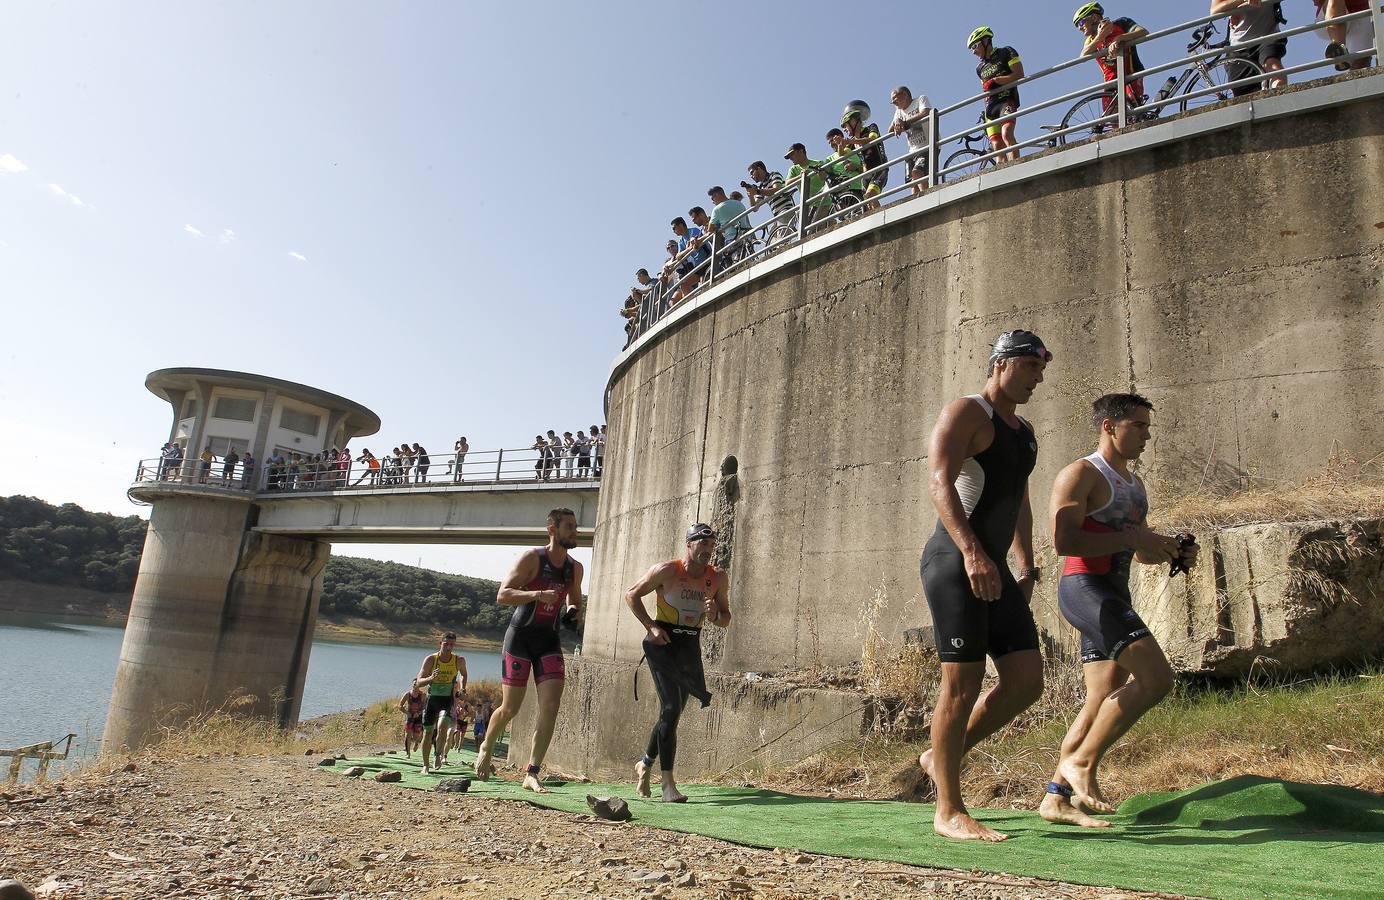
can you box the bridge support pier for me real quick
[104,491,330,752]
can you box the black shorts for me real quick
[502,627,565,687]
[1058,573,1151,663]
[424,694,454,728]
[1229,42,1284,96]
[920,546,1040,663]
[643,628,711,707]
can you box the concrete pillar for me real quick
[103,491,331,751]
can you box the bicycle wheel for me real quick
[941,148,992,182]
[1180,57,1263,113]
[1057,92,1117,145]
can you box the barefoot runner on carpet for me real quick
[398,680,426,758]
[919,330,1051,842]
[1038,393,1197,827]
[474,508,584,793]
[414,632,466,774]
[624,523,732,802]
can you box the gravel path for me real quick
[0,751,1176,899]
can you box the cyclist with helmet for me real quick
[1073,3,1148,120]
[840,101,889,210]
[824,128,867,211]
[968,27,1025,163]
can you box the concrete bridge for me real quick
[105,367,601,751]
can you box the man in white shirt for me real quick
[890,85,933,195]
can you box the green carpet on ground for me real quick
[328,748,1382,899]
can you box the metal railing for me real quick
[133,443,607,495]
[622,2,1380,347]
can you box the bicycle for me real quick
[939,119,998,182]
[1053,21,1264,145]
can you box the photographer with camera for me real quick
[1038,393,1198,828]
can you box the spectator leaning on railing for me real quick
[782,142,833,227]
[1074,3,1149,116]
[670,216,710,302]
[1214,0,1288,92]
[890,86,934,195]
[706,186,750,265]
[742,160,796,228]
[824,128,867,208]
[840,101,888,211]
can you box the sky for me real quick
[1,0,1298,579]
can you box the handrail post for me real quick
[496,449,504,482]
[796,172,808,242]
[927,107,939,188]
[1116,53,1128,130]
[708,231,717,286]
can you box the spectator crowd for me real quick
[618,1,1375,347]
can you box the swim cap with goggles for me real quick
[686,523,716,542]
[989,330,1053,367]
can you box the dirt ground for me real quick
[0,749,1175,900]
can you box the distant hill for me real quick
[0,495,504,634]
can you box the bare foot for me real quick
[661,783,688,803]
[474,749,493,781]
[934,810,1009,842]
[1038,791,1111,828]
[421,762,431,775]
[635,760,652,799]
[522,773,549,794]
[1057,759,1116,814]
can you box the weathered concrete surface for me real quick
[250,482,598,546]
[550,87,1383,777]
[1135,518,1384,677]
[509,656,873,782]
[104,493,330,751]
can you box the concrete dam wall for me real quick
[517,81,1384,778]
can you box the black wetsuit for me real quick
[643,561,717,771]
[920,395,1041,663]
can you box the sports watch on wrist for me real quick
[1017,566,1042,582]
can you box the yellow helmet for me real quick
[967,26,993,49]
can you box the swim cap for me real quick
[686,523,716,541]
[989,330,1053,367]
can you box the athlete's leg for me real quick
[964,648,1043,747]
[476,681,528,780]
[928,661,1009,841]
[1040,660,1125,826]
[522,675,566,794]
[1000,121,1018,162]
[1058,637,1173,811]
[641,646,692,802]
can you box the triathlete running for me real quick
[398,680,426,758]
[919,330,1052,842]
[968,27,1025,163]
[1038,393,1197,827]
[1073,4,1148,116]
[474,508,584,793]
[624,523,732,803]
[414,632,468,774]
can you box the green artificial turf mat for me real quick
[328,749,1382,899]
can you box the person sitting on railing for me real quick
[1074,3,1148,118]
[222,446,240,487]
[240,451,256,490]
[968,27,1025,163]
[840,101,889,211]
[1214,0,1288,93]
[705,187,751,267]
[782,142,834,227]
[742,161,797,234]
[669,216,710,302]
[1315,0,1375,71]
[824,129,867,210]
[890,86,935,196]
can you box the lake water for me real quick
[0,611,501,777]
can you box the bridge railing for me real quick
[132,445,604,495]
[626,2,1381,345]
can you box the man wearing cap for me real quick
[918,329,1052,842]
[624,523,731,803]
[782,142,832,228]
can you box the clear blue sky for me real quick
[1,1,1296,578]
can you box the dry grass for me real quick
[760,665,1384,807]
[1152,452,1384,532]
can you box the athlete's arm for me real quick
[457,658,468,694]
[567,560,585,619]
[927,397,1002,601]
[991,57,1025,85]
[415,654,437,686]
[496,550,559,606]
[1011,485,1037,599]
[624,562,673,644]
[706,571,731,628]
